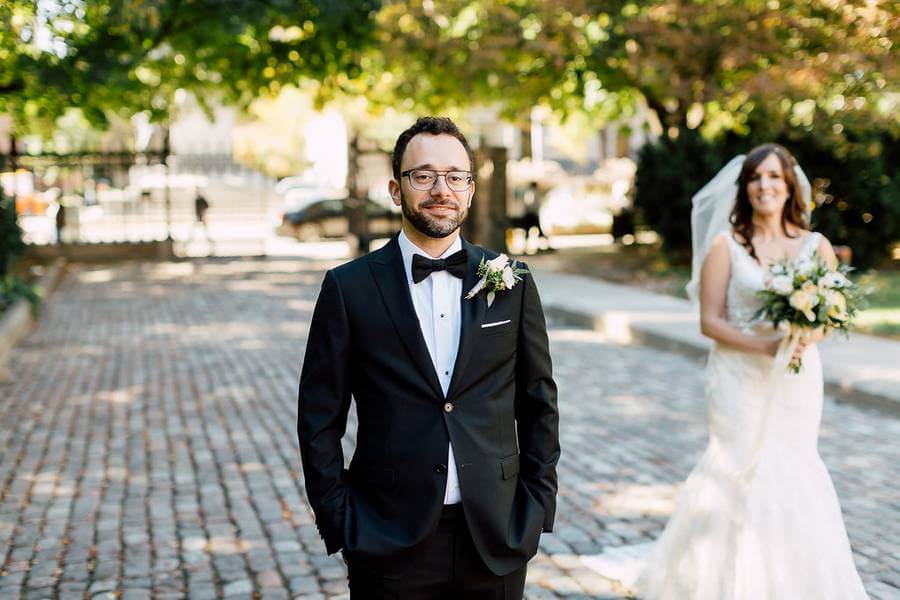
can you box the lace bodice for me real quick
[724,232,821,331]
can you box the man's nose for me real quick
[430,175,453,196]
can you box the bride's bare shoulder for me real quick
[809,229,832,244]
[711,231,733,248]
[705,232,733,264]
[812,231,838,264]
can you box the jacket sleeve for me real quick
[514,267,560,532]
[297,269,353,554]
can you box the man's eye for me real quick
[448,175,464,183]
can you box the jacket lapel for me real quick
[369,236,445,400]
[447,239,486,400]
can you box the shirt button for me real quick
[440,313,445,318]
[444,370,449,376]
[434,464,447,474]
[443,402,454,413]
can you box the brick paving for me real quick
[0,259,897,599]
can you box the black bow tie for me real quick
[411,249,468,284]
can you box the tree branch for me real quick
[0,80,25,96]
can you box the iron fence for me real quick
[1,149,278,256]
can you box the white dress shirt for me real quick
[397,229,463,504]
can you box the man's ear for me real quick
[388,179,401,207]
[467,182,475,208]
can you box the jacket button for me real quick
[434,464,447,474]
[443,402,454,413]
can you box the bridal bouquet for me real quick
[754,252,864,372]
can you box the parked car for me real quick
[279,184,346,211]
[274,176,317,196]
[277,198,401,241]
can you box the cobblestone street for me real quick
[1,259,898,599]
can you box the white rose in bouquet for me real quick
[771,263,789,276]
[795,257,815,276]
[769,274,794,296]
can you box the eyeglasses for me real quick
[401,169,473,192]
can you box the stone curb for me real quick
[25,238,174,262]
[0,258,67,382]
[544,304,900,418]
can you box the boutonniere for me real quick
[465,253,528,307]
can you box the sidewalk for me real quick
[530,267,900,416]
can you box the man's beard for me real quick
[400,192,468,239]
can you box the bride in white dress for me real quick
[629,144,870,599]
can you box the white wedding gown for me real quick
[623,232,870,599]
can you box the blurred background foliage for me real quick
[1,0,898,267]
[0,186,24,278]
[3,1,895,136]
[0,0,380,133]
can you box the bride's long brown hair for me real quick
[730,143,808,261]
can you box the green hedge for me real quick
[0,188,34,314]
[633,126,900,270]
[0,188,24,278]
[633,129,728,263]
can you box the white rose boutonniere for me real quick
[465,253,528,307]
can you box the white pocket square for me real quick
[481,319,511,329]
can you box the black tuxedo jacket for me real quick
[297,235,559,577]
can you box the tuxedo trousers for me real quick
[347,504,527,600]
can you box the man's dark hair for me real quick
[391,116,476,181]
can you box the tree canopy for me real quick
[1,0,379,136]
[591,0,899,137]
[364,1,898,129]
[3,0,897,148]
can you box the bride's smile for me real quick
[748,153,790,217]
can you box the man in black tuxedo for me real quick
[297,116,559,599]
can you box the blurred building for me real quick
[170,96,237,155]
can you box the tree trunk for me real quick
[641,91,688,139]
[346,133,370,255]
[465,146,508,252]
[520,120,532,159]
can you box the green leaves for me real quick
[0,188,37,316]
[0,188,25,279]
[0,273,42,314]
[3,0,896,174]
[1,0,380,135]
